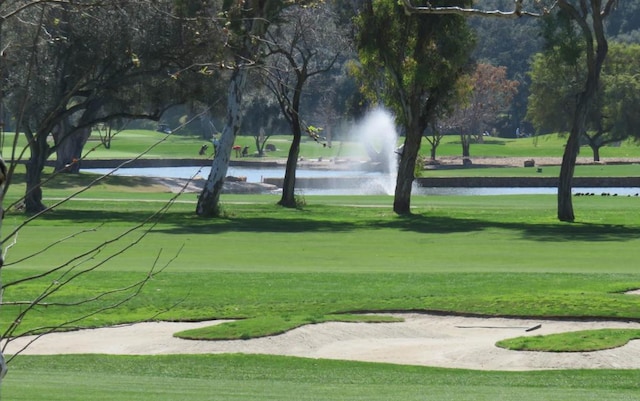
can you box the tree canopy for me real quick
[528,41,640,161]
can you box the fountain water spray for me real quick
[350,108,399,195]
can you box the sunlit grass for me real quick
[498,329,640,352]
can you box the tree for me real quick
[468,0,543,136]
[423,123,444,161]
[444,63,519,160]
[400,0,618,222]
[196,0,313,217]
[355,0,475,214]
[262,4,342,208]
[4,1,217,213]
[529,41,640,161]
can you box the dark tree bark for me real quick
[24,129,50,213]
[556,0,611,222]
[461,133,471,158]
[53,124,91,173]
[394,122,424,214]
[279,124,302,208]
[590,144,601,163]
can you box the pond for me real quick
[82,166,640,197]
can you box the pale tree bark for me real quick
[196,0,274,217]
[196,67,247,217]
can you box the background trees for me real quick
[4,0,219,213]
[468,0,543,137]
[355,0,475,214]
[442,63,519,161]
[528,42,640,161]
[400,0,624,222]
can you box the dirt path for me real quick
[5,313,640,371]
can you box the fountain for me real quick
[349,108,400,195]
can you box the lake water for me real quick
[83,166,640,196]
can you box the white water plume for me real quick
[349,108,400,195]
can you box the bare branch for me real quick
[399,0,556,18]
[1,1,107,21]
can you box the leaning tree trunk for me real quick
[556,0,609,222]
[557,122,582,222]
[196,67,247,217]
[394,124,423,215]
[279,123,302,208]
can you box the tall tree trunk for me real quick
[461,133,471,158]
[591,144,600,162]
[394,126,422,215]
[279,126,301,208]
[196,68,247,217]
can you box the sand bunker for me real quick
[5,313,640,371]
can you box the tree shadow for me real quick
[382,213,640,242]
[28,206,640,243]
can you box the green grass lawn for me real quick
[4,354,640,401]
[2,134,640,400]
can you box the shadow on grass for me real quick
[388,214,640,242]
[32,208,640,243]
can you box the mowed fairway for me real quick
[2,185,640,399]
